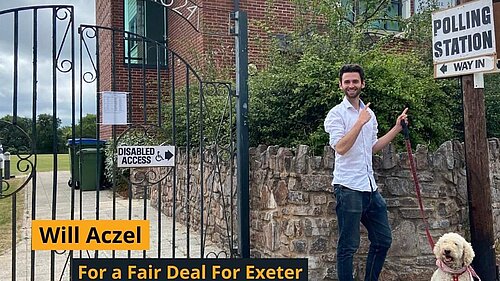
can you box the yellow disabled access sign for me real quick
[117,146,175,168]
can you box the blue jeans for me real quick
[334,184,392,281]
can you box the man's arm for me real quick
[372,108,408,154]
[335,103,372,155]
[335,121,364,155]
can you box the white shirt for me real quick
[324,97,378,192]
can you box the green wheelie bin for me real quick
[76,148,105,191]
[67,138,106,190]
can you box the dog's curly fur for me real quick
[431,232,475,281]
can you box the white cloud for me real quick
[0,1,96,126]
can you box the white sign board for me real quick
[117,146,175,168]
[415,0,455,13]
[102,91,128,125]
[435,55,496,78]
[487,59,500,73]
[432,0,496,68]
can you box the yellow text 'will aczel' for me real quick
[32,220,149,251]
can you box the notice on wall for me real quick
[117,146,175,168]
[102,91,128,125]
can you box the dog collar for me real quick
[436,259,481,281]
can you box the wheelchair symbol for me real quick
[155,151,164,162]
[155,150,174,162]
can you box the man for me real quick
[324,64,408,281]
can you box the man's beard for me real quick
[343,88,361,99]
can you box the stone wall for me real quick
[150,147,238,253]
[151,138,500,280]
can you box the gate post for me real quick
[4,152,10,180]
[234,10,250,258]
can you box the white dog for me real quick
[431,232,481,281]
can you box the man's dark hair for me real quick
[339,64,365,82]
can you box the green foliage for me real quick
[400,1,436,64]
[100,80,235,187]
[0,114,70,154]
[485,73,500,137]
[249,0,463,153]
[0,115,32,154]
[61,114,97,140]
[360,51,461,147]
[2,113,98,155]
[160,84,235,148]
[36,114,65,154]
[249,50,340,151]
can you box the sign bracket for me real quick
[473,72,484,88]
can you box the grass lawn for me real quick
[9,154,70,175]
[1,154,69,252]
[0,178,25,253]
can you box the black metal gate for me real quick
[0,4,241,280]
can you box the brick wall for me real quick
[96,0,300,91]
[167,1,204,71]
[96,0,171,139]
[95,0,301,139]
[201,0,298,76]
[167,0,300,79]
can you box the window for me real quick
[384,0,403,31]
[344,0,407,32]
[124,0,167,66]
[127,14,140,62]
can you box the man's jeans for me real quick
[334,185,392,281]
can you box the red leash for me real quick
[401,120,435,250]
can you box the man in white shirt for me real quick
[324,64,408,281]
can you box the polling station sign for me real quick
[432,0,496,65]
[117,146,175,168]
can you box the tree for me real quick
[0,115,33,154]
[248,0,462,153]
[79,114,97,138]
[36,114,65,153]
[61,113,97,140]
[485,73,500,137]
[0,114,70,154]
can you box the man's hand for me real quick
[334,102,372,155]
[357,102,372,125]
[372,107,409,153]
[395,107,408,131]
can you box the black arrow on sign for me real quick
[440,64,447,74]
[164,150,174,161]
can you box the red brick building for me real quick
[95,0,457,65]
[95,0,305,138]
[94,0,455,138]
[96,0,300,76]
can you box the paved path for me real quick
[0,171,220,280]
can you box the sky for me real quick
[0,1,96,126]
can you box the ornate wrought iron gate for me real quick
[0,4,242,280]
